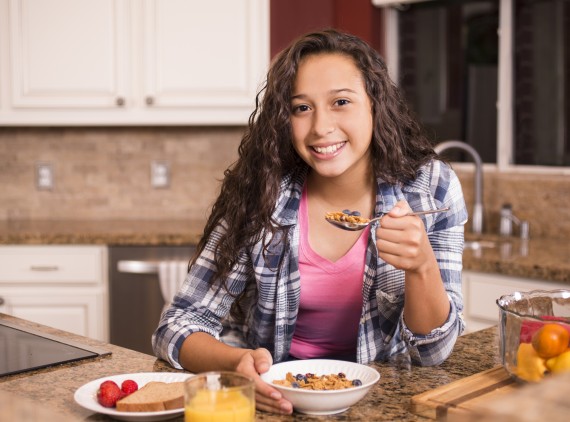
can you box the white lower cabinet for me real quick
[0,245,108,341]
[461,270,568,334]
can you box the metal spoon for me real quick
[325,207,450,231]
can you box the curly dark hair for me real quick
[191,29,435,295]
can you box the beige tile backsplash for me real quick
[0,127,242,221]
[0,127,569,239]
[456,170,570,239]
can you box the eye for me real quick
[292,104,310,114]
[335,99,350,107]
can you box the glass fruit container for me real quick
[497,289,570,382]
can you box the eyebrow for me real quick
[290,88,358,100]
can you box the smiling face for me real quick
[290,53,374,181]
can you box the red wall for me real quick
[270,0,385,58]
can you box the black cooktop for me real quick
[0,321,111,377]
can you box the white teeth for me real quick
[313,142,344,154]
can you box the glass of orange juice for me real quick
[184,371,255,422]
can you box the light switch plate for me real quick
[36,163,54,190]
[151,161,170,188]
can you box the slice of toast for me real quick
[115,381,185,412]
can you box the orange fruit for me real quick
[531,323,570,359]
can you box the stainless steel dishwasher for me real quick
[108,245,195,355]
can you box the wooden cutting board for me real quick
[410,366,519,420]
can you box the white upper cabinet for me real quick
[0,0,269,125]
[7,0,129,110]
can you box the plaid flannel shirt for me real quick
[152,159,468,368]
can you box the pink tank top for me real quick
[289,186,368,360]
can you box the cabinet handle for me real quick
[145,96,154,106]
[30,265,59,272]
[116,97,125,106]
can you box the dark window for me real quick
[514,0,569,166]
[397,0,569,167]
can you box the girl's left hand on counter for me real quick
[235,347,293,415]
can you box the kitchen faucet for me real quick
[434,140,484,235]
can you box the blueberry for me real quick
[350,211,361,216]
[291,382,300,388]
[338,372,346,378]
[342,209,351,215]
[352,379,363,386]
[295,374,306,382]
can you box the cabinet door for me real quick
[0,0,269,125]
[0,245,109,342]
[7,0,128,109]
[1,290,106,341]
[461,271,567,334]
[141,0,269,124]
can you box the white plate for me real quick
[74,372,192,422]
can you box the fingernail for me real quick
[270,392,281,400]
[259,362,269,372]
[280,403,292,414]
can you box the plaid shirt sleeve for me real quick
[151,221,252,369]
[359,160,468,366]
[398,160,468,365]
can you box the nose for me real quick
[311,109,335,137]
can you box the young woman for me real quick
[153,29,468,414]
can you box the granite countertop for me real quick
[462,234,570,283]
[0,313,504,421]
[1,219,569,283]
[0,219,205,246]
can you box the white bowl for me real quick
[260,359,380,415]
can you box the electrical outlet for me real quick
[151,161,170,188]
[36,163,54,190]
